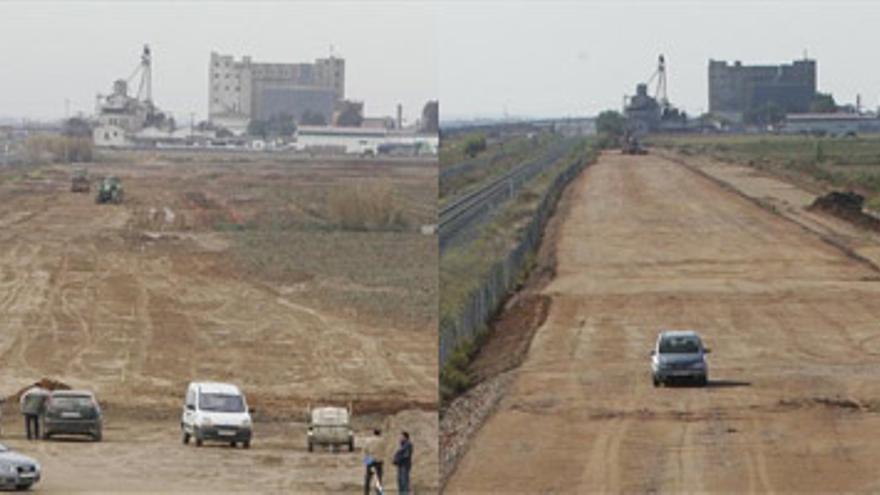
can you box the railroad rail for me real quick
[439,139,575,251]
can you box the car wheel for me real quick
[699,376,708,387]
[652,376,660,387]
[230,441,237,448]
[242,440,250,449]
[182,431,190,444]
[348,438,354,452]
[195,437,203,447]
[308,440,313,452]
[93,429,103,442]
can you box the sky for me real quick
[436,0,880,120]
[2,1,879,123]
[0,1,438,124]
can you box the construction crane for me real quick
[126,45,153,104]
[645,54,669,111]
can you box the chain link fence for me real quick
[439,151,592,366]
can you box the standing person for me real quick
[19,385,49,440]
[393,431,413,495]
[362,428,384,495]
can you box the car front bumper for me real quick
[196,425,252,442]
[0,468,41,487]
[653,366,707,380]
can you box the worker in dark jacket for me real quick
[392,431,413,495]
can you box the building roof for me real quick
[297,125,387,138]
[786,112,876,122]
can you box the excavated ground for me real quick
[0,153,438,493]
[447,152,880,493]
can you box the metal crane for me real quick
[126,44,152,104]
[645,54,669,110]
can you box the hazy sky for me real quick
[437,0,880,120]
[3,1,879,123]
[0,1,438,123]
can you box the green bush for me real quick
[463,135,487,158]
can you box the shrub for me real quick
[23,134,93,164]
[463,135,487,158]
[327,181,407,231]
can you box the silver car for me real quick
[651,330,710,386]
[0,444,41,491]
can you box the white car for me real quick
[0,444,40,491]
[181,382,252,448]
[307,406,354,452]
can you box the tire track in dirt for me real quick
[447,152,880,493]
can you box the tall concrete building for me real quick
[209,52,344,133]
[708,58,816,122]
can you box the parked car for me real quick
[181,382,252,448]
[650,330,710,386]
[307,405,354,452]
[0,443,41,490]
[43,390,103,441]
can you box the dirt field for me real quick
[446,152,880,493]
[0,152,437,492]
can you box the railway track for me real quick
[439,139,575,251]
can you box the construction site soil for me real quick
[446,151,880,493]
[0,152,438,493]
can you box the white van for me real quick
[181,382,252,448]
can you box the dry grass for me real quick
[24,134,93,164]
[327,180,408,231]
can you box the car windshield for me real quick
[199,393,245,413]
[50,396,94,410]
[659,336,701,354]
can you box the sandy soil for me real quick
[0,153,437,493]
[446,152,880,493]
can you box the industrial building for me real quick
[782,113,880,136]
[93,45,175,147]
[209,52,344,134]
[624,55,689,133]
[708,58,816,122]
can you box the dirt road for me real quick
[0,155,437,492]
[447,152,880,493]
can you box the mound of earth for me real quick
[809,191,880,231]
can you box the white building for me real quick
[209,52,345,134]
[293,126,438,155]
[783,113,880,136]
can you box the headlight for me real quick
[0,464,15,475]
[241,418,251,427]
[691,361,706,368]
[199,417,213,427]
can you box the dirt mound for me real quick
[6,377,71,403]
[809,191,880,232]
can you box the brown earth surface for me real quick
[0,153,437,493]
[446,152,880,493]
